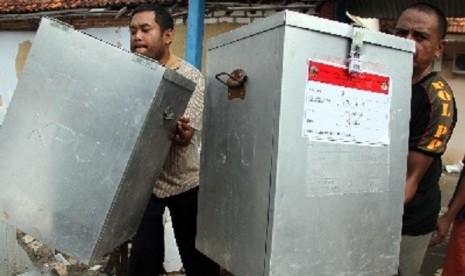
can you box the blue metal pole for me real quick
[185,0,205,70]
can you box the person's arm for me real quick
[430,157,465,247]
[405,150,434,203]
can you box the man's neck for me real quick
[158,49,171,66]
[412,65,433,84]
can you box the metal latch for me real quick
[348,27,364,75]
[163,105,175,121]
[215,69,247,100]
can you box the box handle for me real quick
[215,69,247,100]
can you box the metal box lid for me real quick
[208,10,414,53]
[0,17,194,263]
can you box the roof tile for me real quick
[0,0,155,13]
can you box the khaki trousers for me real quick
[398,233,433,276]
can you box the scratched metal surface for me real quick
[197,11,414,276]
[0,17,194,264]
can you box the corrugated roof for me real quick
[347,0,465,19]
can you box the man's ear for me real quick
[436,39,446,58]
[163,28,174,45]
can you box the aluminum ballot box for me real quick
[0,17,194,264]
[197,11,414,276]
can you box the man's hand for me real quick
[429,155,465,248]
[429,215,453,248]
[173,117,194,147]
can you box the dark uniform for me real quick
[403,72,457,236]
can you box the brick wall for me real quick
[202,9,316,25]
[0,20,39,30]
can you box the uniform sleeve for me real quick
[409,80,456,156]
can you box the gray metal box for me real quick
[197,11,414,276]
[0,17,194,264]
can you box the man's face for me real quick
[129,11,172,61]
[394,8,444,77]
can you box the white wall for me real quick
[0,31,34,125]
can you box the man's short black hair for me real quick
[404,2,448,39]
[131,3,174,32]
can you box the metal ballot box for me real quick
[0,18,194,264]
[197,11,414,276]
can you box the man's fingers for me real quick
[177,123,193,135]
[173,118,194,147]
[428,233,445,248]
[178,117,190,124]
